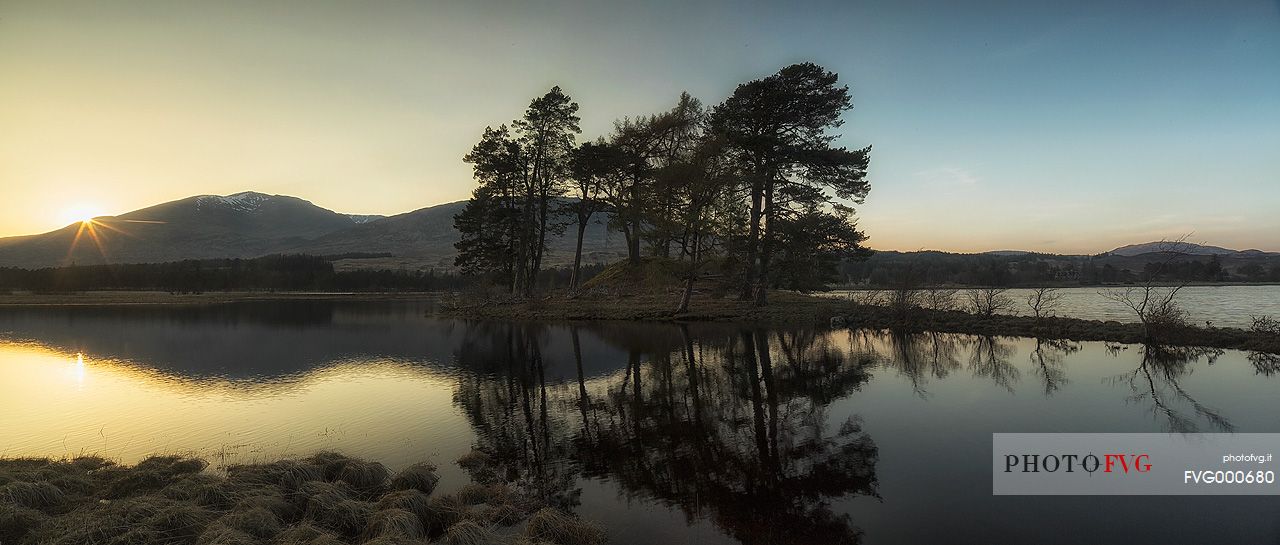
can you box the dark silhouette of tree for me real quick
[456,126,524,284]
[456,87,580,296]
[709,63,872,306]
[566,140,625,289]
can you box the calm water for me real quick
[826,285,1280,328]
[2,301,1280,544]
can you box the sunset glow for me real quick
[59,204,104,227]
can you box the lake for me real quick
[825,284,1280,328]
[2,301,1279,544]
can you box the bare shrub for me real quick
[923,288,958,311]
[1250,315,1280,335]
[1100,285,1188,338]
[885,287,920,317]
[848,289,883,307]
[1099,236,1194,339]
[965,288,1013,316]
[1025,287,1064,319]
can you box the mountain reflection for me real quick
[453,323,880,545]
[2,303,1274,545]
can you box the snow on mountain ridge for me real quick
[346,214,385,224]
[194,191,277,212]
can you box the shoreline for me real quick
[437,292,1280,354]
[0,290,1275,354]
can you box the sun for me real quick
[59,204,104,226]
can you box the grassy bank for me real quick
[0,452,603,545]
[438,291,1280,354]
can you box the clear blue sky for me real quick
[1,0,1277,253]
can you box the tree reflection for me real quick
[880,331,963,397]
[452,323,583,509]
[1028,338,1078,396]
[1248,352,1280,377]
[453,324,880,545]
[964,335,1019,393]
[1109,344,1232,433]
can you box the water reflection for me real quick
[1,302,1278,544]
[1110,344,1232,434]
[453,324,879,544]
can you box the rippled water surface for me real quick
[2,301,1279,544]
[827,285,1280,328]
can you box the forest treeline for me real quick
[452,62,874,310]
[0,255,465,293]
[841,251,1280,287]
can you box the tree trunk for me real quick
[570,219,587,289]
[754,179,774,306]
[741,177,763,300]
[676,230,699,314]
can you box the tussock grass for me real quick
[0,506,47,543]
[456,450,498,485]
[271,521,340,544]
[1,481,65,510]
[363,508,425,540]
[335,463,389,495]
[422,494,466,534]
[389,463,439,495]
[438,519,496,545]
[1,452,599,545]
[221,507,284,538]
[455,483,493,505]
[299,481,373,538]
[523,508,606,545]
[227,460,324,491]
[195,522,261,545]
[479,503,523,526]
[374,490,434,532]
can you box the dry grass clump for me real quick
[2,451,599,545]
[271,521,342,544]
[421,494,466,536]
[522,508,606,545]
[456,451,497,484]
[220,506,284,539]
[299,481,374,539]
[163,473,238,510]
[438,519,497,545]
[0,506,48,544]
[455,483,493,505]
[389,463,439,495]
[1,481,65,509]
[374,490,434,532]
[227,459,324,492]
[363,508,424,540]
[195,522,260,545]
[479,503,523,526]
[40,496,215,545]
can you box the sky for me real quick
[1,0,1277,254]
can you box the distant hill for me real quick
[0,192,626,270]
[1108,241,1252,257]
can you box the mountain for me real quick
[294,201,624,270]
[0,192,627,270]
[1108,241,1274,257]
[0,192,365,268]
